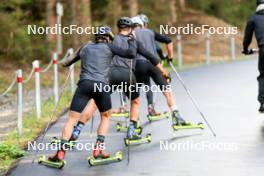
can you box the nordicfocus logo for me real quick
[27,141,105,151]
[160,24,238,35]
[160,140,238,152]
[27,24,106,35]
[93,82,171,93]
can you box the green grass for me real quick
[0,89,72,173]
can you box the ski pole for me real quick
[32,68,72,163]
[169,61,216,137]
[126,59,133,165]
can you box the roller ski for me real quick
[147,111,169,122]
[87,141,123,166]
[38,150,66,169]
[171,111,204,131]
[124,124,151,146]
[115,121,142,134]
[111,105,129,118]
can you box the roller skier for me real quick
[242,0,264,112]
[39,26,138,168]
[131,16,202,130]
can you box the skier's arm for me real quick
[153,30,174,60]
[62,47,82,67]
[156,42,166,60]
[243,17,255,51]
[108,39,137,59]
[136,40,159,66]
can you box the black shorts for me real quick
[70,80,111,113]
[135,60,168,88]
[108,66,139,100]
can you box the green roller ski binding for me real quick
[38,155,66,169]
[124,133,152,146]
[172,122,204,131]
[50,137,76,148]
[87,151,123,166]
[147,111,169,122]
[115,122,142,134]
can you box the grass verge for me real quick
[0,90,72,174]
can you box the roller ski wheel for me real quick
[115,122,142,134]
[147,111,169,122]
[172,122,204,131]
[50,137,76,148]
[87,152,123,166]
[124,133,152,146]
[38,155,66,169]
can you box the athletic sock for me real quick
[96,135,105,143]
[170,105,179,112]
[130,120,137,127]
[76,121,84,129]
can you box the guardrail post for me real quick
[68,48,75,95]
[32,60,41,119]
[53,53,59,105]
[205,33,211,65]
[176,35,183,69]
[16,69,23,136]
[230,35,236,60]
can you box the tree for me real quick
[46,0,56,50]
[170,0,177,24]
[179,0,186,11]
[80,0,92,43]
[129,0,138,17]
[107,0,122,33]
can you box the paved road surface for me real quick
[9,58,264,176]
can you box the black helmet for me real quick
[257,0,264,5]
[95,25,114,40]
[117,17,132,28]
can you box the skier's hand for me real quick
[61,48,74,67]
[242,48,254,55]
[128,32,135,40]
[162,71,171,84]
[165,55,173,62]
[160,54,168,61]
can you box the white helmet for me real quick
[131,16,144,27]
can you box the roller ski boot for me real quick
[124,124,151,146]
[115,120,142,134]
[111,105,129,118]
[147,105,169,122]
[38,150,66,169]
[259,103,264,113]
[50,137,76,149]
[87,141,122,166]
[172,110,204,131]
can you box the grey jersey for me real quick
[79,43,113,84]
[112,34,135,69]
[135,28,158,61]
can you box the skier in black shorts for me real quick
[243,0,264,112]
[131,16,190,127]
[137,14,174,117]
[47,26,138,163]
[69,17,168,141]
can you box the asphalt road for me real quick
[9,58,264,176]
